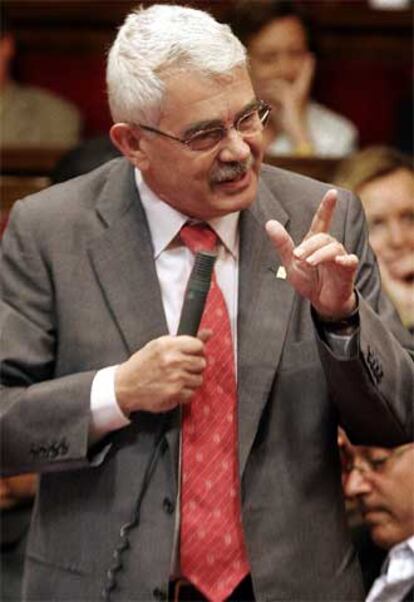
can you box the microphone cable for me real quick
[101,421,167,601]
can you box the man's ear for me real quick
[109,123,149,170]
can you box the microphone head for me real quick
[176,250,217,336]
[191,251,217,291]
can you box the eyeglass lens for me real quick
[186,103,270,151]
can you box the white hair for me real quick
[106,4,247,126]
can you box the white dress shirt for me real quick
[266,101,358,158]
[366,536,414,602]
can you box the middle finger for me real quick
[294,233,335,260]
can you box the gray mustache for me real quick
[210,157,253,184]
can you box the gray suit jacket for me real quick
[1,158,413,601]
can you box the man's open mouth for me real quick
[217,170,248,184]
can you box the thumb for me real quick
[265,220,295,268]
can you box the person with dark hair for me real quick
[335,146,414,332]
[339,432,414,602]
[0,9,81,148]
[335,146,414,599]
[1,5,413,601]
[233,0,358,157]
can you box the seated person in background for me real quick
[0,10,81,148]
[51,135,121,184]
[232,0,358,157]
[1,474,38,601]
[339,432,414,602]
[335,146,414,332]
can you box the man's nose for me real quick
[218,128,251,163]
[344,467,372,498]
[270,51,300,82]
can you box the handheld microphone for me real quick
[177,251,217,336]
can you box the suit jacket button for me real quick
[153,587,167,600]
[59,439,69,455]
[163,497,174,515]
[30,445,38,458]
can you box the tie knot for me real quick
[180,223,218,254]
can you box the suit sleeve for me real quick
[316,190,414,447]
[0,201,95,475]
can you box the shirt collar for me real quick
[389,535,414,558]
[135,168,239,259]
[405,536,414,554]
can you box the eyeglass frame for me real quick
[135,99,272,152]
[340,443,412,476]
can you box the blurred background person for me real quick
[50,135,120,184]
[339,432,414,602]
[335,146,414,332]
[1,474,38,601]
[0,9,81,148]
[232,0,358,157]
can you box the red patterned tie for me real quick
[179,223,249,602]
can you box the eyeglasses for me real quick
[137,100,271,152]
[340,444,412,476]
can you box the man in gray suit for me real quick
[1,5,413,601]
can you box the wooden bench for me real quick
[264,155,341,183]
[0,175,50,235]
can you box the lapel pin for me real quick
[268,266,287,279]
[276,266,287,279]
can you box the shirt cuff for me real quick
[90,365,131,440]
[311,304,360,359]
[323,329,359,358]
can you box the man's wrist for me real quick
[314,297,360,335]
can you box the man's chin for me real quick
[370,523,402,550]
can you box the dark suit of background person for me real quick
[0,155,413,601]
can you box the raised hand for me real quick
[266,189,359,320]
[263,53,315,149]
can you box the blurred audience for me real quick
[0,10,81,148]
[339,431,414,602]
[1,474,38,601]
[335,146,414,332]
[336,146,414,599]
[232,0,358,157]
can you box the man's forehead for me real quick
[159,66,254,120]
[162,64,249,88]
[352,443,414,459]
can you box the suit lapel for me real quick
[88,160,168,355]
[237,177,296,477]
[88,160,179,484]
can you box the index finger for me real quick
[175,335,205,355]
[305,189,337,240]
